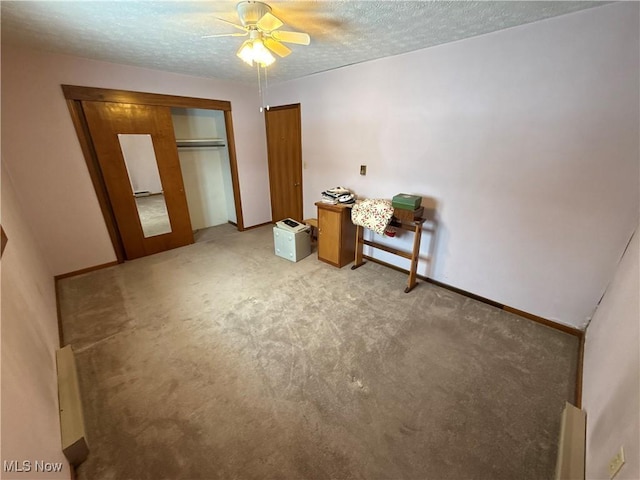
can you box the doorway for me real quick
[63,85,245,262]
[265,104,303,222]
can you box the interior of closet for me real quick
[171,108,237,231]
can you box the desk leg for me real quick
[351,225,365,270]
[405,223,423,293]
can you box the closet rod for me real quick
[175,139,226,149]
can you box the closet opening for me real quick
[62,85,245,262]
[171,108,237,235]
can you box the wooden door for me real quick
[265,104,303,222]
[82,101,193,259]
[317,203,356,268]
[318,205,340,265]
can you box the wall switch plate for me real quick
[609,446,625,479]
[360,165,367,175]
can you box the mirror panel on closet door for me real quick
[118,134,172,238]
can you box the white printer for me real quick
[273,218,311,262]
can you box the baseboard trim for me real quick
[361,255,583,335]
[55,261,118,348]
[54,261,119,280]
[575,336,585,409]
[361,254,585,406]
[502,305,583,338]
[243,221,272,231]
[424,276,504,309]
[54,252,586,408]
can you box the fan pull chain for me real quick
[264,66,269,111]
[257,64,263,112]
[257,64,270,113]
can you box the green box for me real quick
[392,193,422,210]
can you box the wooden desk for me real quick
[351,213,425,293]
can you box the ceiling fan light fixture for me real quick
[252,39,275,67]
[210,1,310,109]
[236,38,275,67]
[236,40,255,66]
[208,1,310,69]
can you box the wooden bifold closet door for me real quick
[82,100,194,259]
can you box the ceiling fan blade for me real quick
[271,30,310,46]
[215,17,247,32]
[256,12,283,32]
[263,38,291,58]
[202,32,248,38]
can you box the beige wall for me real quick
[583,228,639,479]
[1,46,271,276]
[269,3,639,329]
[1,164,71,479]
[1,5,638,476]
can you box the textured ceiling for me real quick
[1,1,608,85]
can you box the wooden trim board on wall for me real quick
[55,261,120,347]
[223,109,245,231]
[54,261,120,281]
[62,85,246,263]
[64,98,126,263]
[362,254,583,332]
[361,254,585,406]
[61,85,232,111]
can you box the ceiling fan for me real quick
[204,1,311,67]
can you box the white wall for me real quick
[269,3,639,328]
[582,227,639,480]
[172,108,237,229]
[1,46,271,276]
[1,164,71,479]
[118,134,164,194]
[178,148,230,229]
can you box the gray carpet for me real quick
[135,194,171,237]
[58,223,579,480]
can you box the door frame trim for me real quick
[62,85,245,263]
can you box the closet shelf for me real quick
[176,138,226,149]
